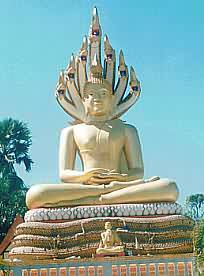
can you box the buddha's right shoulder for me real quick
[60,126,74,136]
[61,123,84,136]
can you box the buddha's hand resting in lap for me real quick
[85,169,128,185]
[82,168,113,185]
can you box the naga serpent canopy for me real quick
[55,7,141,123]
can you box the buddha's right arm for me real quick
[59,126,89,183]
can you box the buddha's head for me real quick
[83,81,113,119]
[104,222,112,230]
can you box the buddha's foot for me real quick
[100,179,178,204]
[145,176,160,182]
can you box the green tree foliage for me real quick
[184,194,204,221]
[0,118,33,176]
[0,118,33,242]
[0,257,11,275]
[194,220,204,273]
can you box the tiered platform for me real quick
[8,254,194,275]
[9,203,194,260]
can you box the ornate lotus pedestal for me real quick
[9,203,195,275]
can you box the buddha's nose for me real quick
[94,93,102,100]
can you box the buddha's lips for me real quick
[93,102,103,105]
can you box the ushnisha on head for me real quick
[55,7,141,123]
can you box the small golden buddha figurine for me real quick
[26,7,179,209]
[96,222,124,255]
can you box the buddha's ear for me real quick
[110,93,114,100]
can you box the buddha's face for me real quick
[83,83,113,118]
[105,222,112,230]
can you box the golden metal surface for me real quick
[26,7,179,209]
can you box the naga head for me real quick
[56,7,141,123]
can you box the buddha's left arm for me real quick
[124,124,144,180]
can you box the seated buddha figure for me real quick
[26,8,179,209]
[96,222,124,254]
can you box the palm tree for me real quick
[184,194,204,221]
[0,118,33,242]
[0,118,33,189]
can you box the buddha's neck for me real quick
[85,113,111,123]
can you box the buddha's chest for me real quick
[73,123,124,153]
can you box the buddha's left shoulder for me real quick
[121,122,138,131]
[111,119,138,131]
[123,123,139,137]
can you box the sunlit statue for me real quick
[26,7,178,209]
[96,222,124,255]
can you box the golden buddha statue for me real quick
[26,7,178,210]
[96,222,124,255]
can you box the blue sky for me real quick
[1,0,204,203]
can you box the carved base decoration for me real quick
[95,252,125,257]
[24,203,182,222]
[10,204,194,260]
[6,254,194,275]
